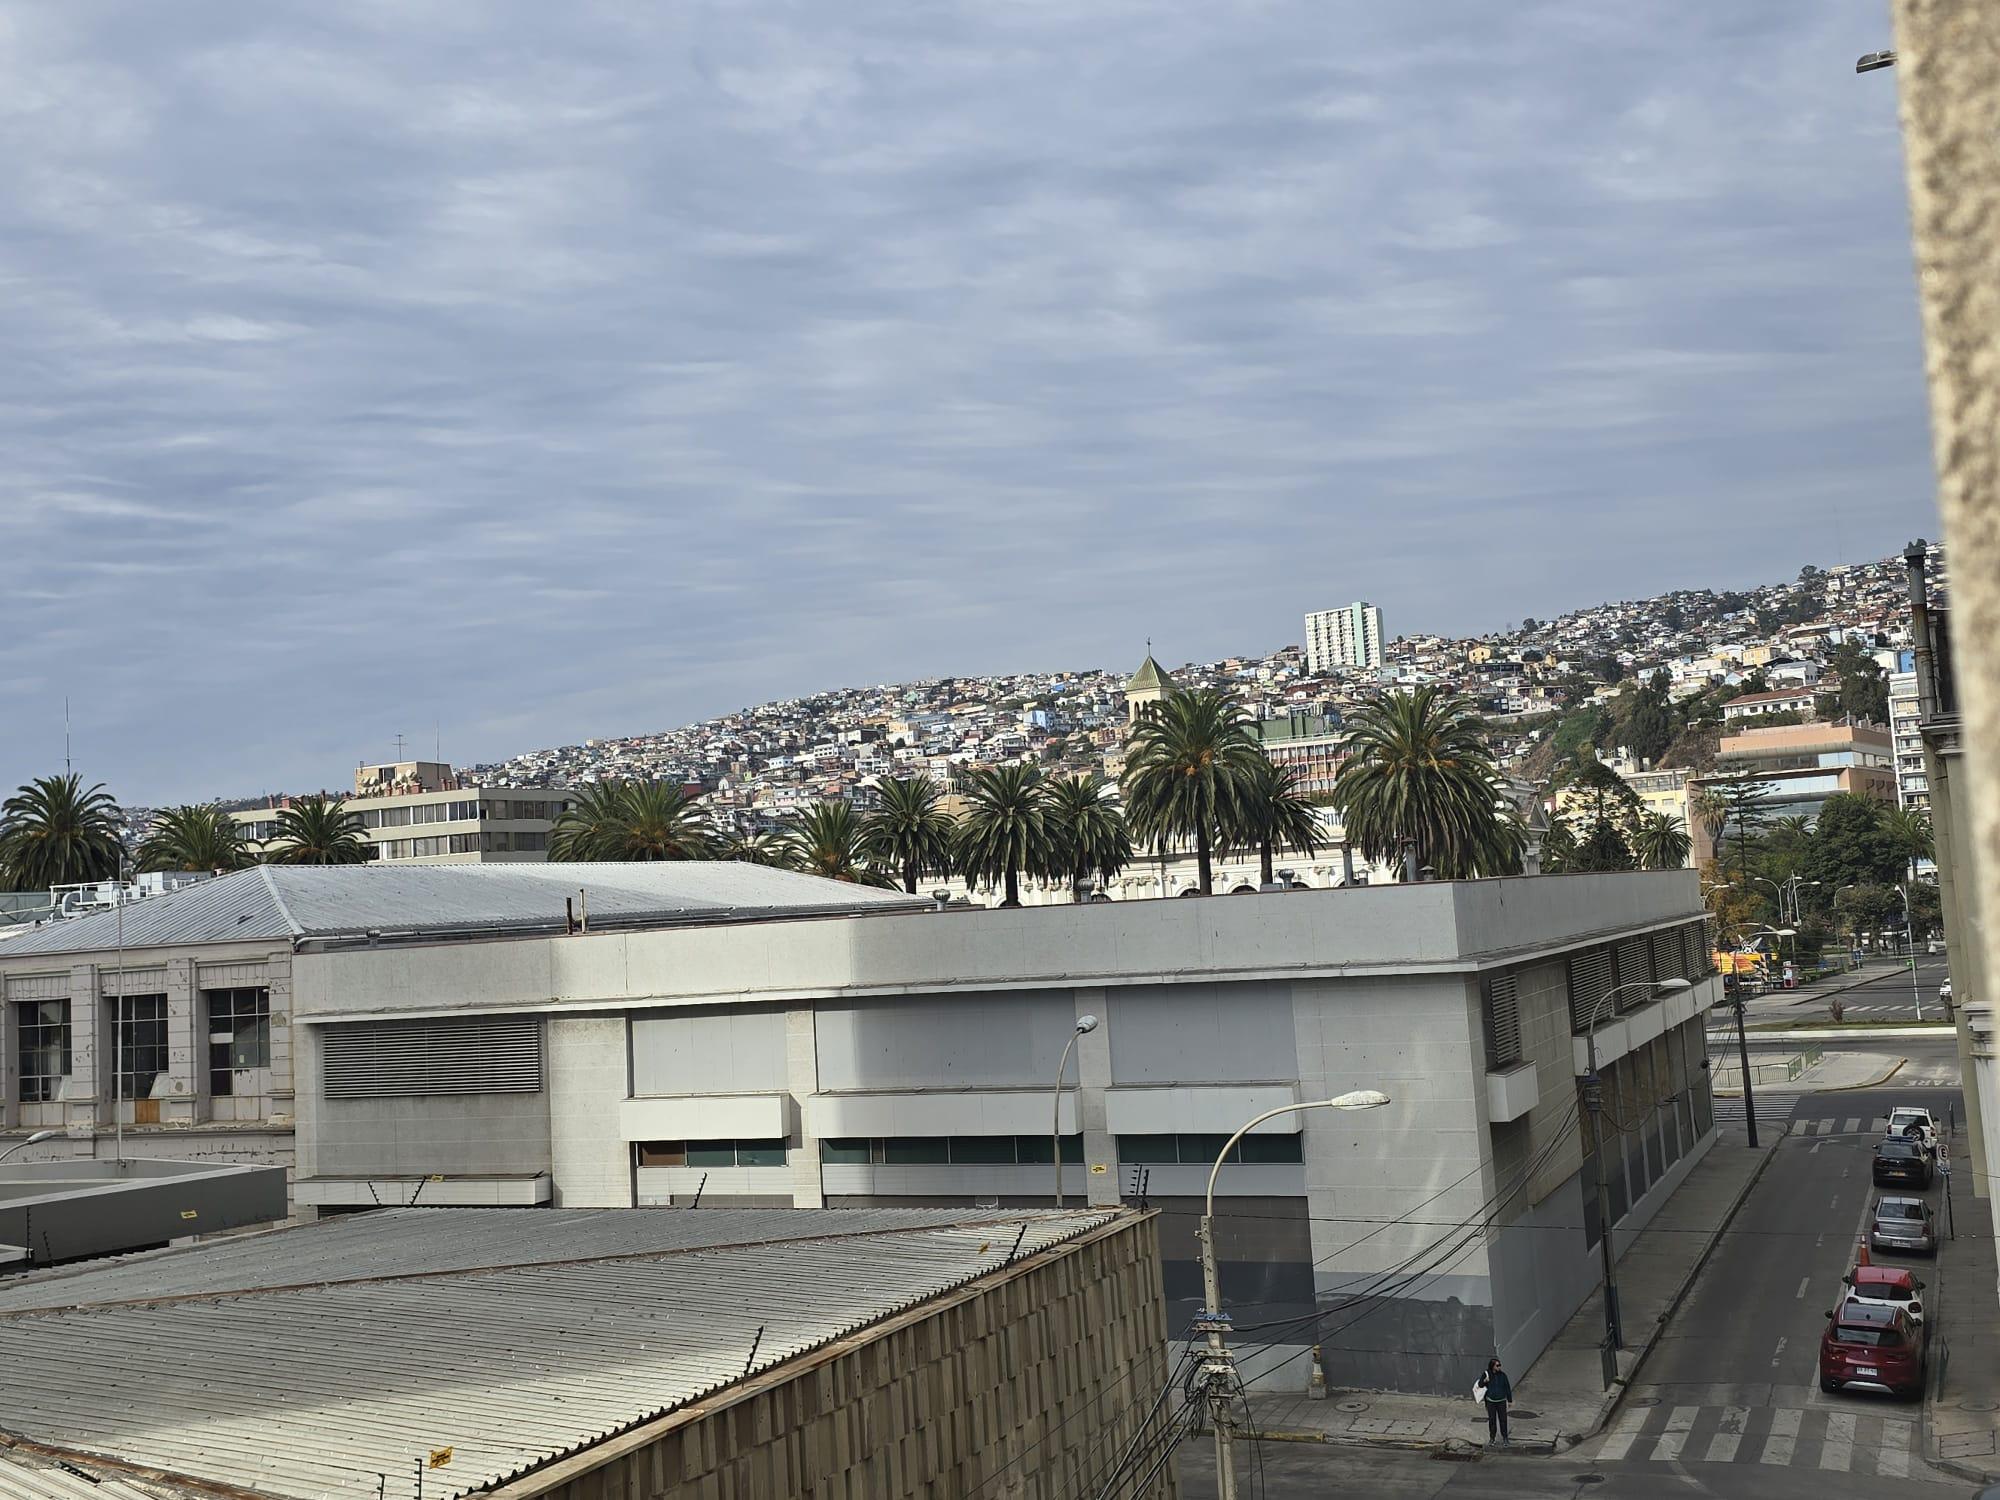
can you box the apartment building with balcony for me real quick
[232,760,571,864]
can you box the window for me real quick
[819,1138,872,1165]
[205,988,270,1096]
[883,1136,950,1165]
[1114,1133,1302,1165]
[448,834,480,854]
[111,995,168,1100]
[637,1139,789,1168]
[17,1000,69,1103]
[448,799,478,820]
[512,832,548,852]
[379,805,412,828]
[816,1135,1085,1165]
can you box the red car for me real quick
[1842,1264,1927,1326]
[1820,1300,1927,1397]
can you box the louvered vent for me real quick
[1483,972,1522,1069]
[1651,929,1682,983]
[1615,938,1651,1002]
[323,1016,542,1099]
[1568,946,1615,1031]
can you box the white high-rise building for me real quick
[1303,601,1384,672]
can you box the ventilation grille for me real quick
[1484,973,1523,1069]
[1651,929,1683,983]
[1568,947,1615,1031]
[1615,938,1651,1001]
[323,1016,542,1099]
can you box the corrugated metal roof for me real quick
[0,1457,165,1500]
[0,865,922,959]
[0,1207,1116,1500]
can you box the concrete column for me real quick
[62,964,101,1135]
[266,952,295,1117]
[1963,1001,2000,1293]
[162,958,198,1125]
[0,996,15,1130]
[787,1007,824,1208]
[546,1015,633,1207]
[1074,989,1118,1207]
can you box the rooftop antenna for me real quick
[392,733,407,761]
[63,697,70,773]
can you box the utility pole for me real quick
[1580,1056,1620,1349]
[1733,988,1759,1149]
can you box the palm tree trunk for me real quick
[1004,865,1020,908]
[1196,827,1213,895]
[1259,837,1274,887]
[903,859,918,896]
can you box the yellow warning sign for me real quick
[428,1447,453,1469]
[179,1209,198,1221]
[1089,1163,1108,1174]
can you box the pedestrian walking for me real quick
[1472,1356,1513,1446]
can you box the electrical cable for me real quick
[1072,1346,1196,1500]
[1096,1400,1200,1500]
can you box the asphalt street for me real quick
[1748,955,1954,1025]
[1175,1066,1980,1499]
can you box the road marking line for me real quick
[1649,1406,1698,1462]
[1703,1406,1749,1464]
[1771,1337,1788,1367]
[1878,1419,1912,1477]
[1810,1141,1823,1155]
[1760,1407,1802,1465]
[1843,1117,1862,1133]
[1796,1276,1810,1299]
[1820,1411,1856,1471]
[1595,1408,1646,1462]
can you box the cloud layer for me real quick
[0,1,1935,802]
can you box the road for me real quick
[1175,1068,1981,1498]
[1742,954,1953,1026]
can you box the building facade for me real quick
[1304,601,1385,672]
[1251,711,1347,799]
[289,869,1718,1395]
[232,761,571,865]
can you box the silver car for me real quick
[1871,1196,1938,1257]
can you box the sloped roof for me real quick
[0,863,922,958]
[1124,654,1171,693]
[0,1206,1120,1500]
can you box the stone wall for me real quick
[485,1214,1177,1500]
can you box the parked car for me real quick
[1871,1196,1939,1257]
[1886,1105,1939,1147]
[1821,1301,1927,1397]
[1842,1264,1926,1326]
[1873,1137,1934,1189]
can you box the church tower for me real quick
[1124,650,1172,726]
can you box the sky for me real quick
[0,2,1938,805]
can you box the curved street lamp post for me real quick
[1050,1014,1099,1208]
[1197,1090,1391,1500]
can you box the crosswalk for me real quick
[1591,1402,1916,1474]
[1792,1114,1887,1137]
[1710,1088,1807,1134]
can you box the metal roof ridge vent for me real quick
[257,865,304,939]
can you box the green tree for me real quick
[1231,755,1321,888]
[1881,806,1934,873]
[1572,819,1636,872]
[1803,793,1905,890]
[1703,775,1772,891]
[1122,688,1263,895]
[955,764,1052,907]
[266,793,372,865]
[782,800,894,886]
[862,775,956,895]
[1330,687,1525,880]
[1539,814,1579,874]
[1042,773,1133,900]
[0,774,125,891]
[138,805,251,873]
[548,781,714,862]
[719,829,786,866]
[1631,812,1693,870]
[1822,639,1891,724]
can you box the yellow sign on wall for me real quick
[428,1447,453,1470]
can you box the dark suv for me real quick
[1873,1137,1933,1189]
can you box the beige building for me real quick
[233,760,570,864]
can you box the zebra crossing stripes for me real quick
[1710,1089,1807,1133]
[1589,1402,1917,1474]
[1793,1115,1876,1136]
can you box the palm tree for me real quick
[1881,805,1934,871]
[548,780,714,862]
[267,794,372,865]
[954,764,1052,907]
[1539,813,1579,874]
[1330,687,1523,880]
[863,775,956,894]
[138,805,251,873]
[781,800,894,886]
[0,774,125,891]
[1043,773,1133,901]
[1122,688,1263,895]
[1231,755,1321,888]
[718,829,786,866]
[1631,812,1693,871]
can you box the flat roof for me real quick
[0,1206,1119,1500]
[0,863,924,959]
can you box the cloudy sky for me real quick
[0,2,1935,804]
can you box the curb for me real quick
[1712,1057,1908,1099]
[1248,1427,1558,1457]
[1573,1137,1786,1446]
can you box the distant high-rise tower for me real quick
[1303,602,1384,672]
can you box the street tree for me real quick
[548,781,714,862]
[1122,687,1262,895]
[863,775,955,894]
[266,794,372,865]
[138,805,251,873]
[782,800,895,886]
[1631,812,1692,871]
[1042,773,1132,901]
[955,763,1052,908]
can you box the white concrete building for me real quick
[232,760,572,865]
[1304,601,1385,672]
[285,866,1720,1395]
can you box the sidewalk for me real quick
[1926,1152,2000,1483]
[1248,1126,1776,1454]
[1711,1049,1906,1098]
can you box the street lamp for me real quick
[1578,979,1692,1350]
[0,1130,61,1163]
[1050,1014,1098,1207]
[1856,49,1897,73]
[1891,887,1924,1020]
[1196,1091,1391,1500]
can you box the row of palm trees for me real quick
[544,685,1527,902]
[0,776,376,891]
[2,686,1531,901]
